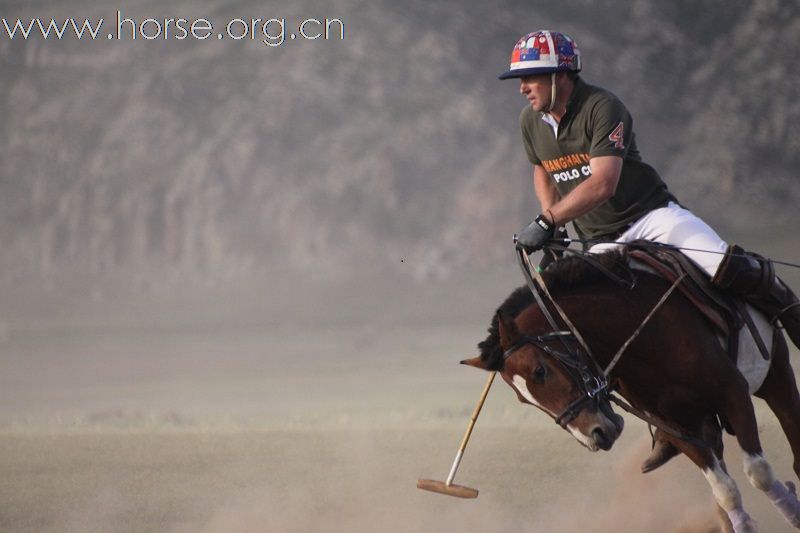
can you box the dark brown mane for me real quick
[540,249,628,296]
[476,250,626,370]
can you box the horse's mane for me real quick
[476,250,626,370]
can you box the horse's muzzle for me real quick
[588,411,624,452]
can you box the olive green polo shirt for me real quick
[520,77,677,238]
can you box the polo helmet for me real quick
[498,30,581,80]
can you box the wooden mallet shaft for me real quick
[417,371,496,498]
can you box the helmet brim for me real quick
[498,66,579,80]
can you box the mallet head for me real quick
[416,478,479,499]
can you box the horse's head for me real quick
[462,309,624,452]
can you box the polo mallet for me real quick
[417,371,496,498]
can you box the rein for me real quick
[512,240,714,448]
[552,237,800,270]
[513,244,609,427]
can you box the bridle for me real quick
[502,330,610,428]
[510,245,613,428]
[511,241,713,449]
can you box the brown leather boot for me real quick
[641,429,679,473]
[712,244,800,349]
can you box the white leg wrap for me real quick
[704,459,743,511]
[744,453,800,528]
[766,479,800,528]
[744,454,776,491]
[703,458,756,533]
[729,508,757,533]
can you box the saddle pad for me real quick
[735,304,773,394]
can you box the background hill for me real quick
[1,0,799,308]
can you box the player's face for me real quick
[519,74,553,112]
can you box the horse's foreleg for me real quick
[715,460,735,533]
[705,457,756,533]
[676,440,756,533]
[743,453,800,528]
[715,504,735,533]
[712,426,735,533]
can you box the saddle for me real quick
[625,241,771,363]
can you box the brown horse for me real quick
[462,251,800,533]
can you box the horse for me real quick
[461,250,800,533]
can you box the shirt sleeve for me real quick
[519,108,541,165]
[589,98,632,159]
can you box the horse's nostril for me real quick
[592,428,613,450]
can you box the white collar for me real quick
[540,113,558,137]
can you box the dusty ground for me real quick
[1,423,797,533]
[1,322,799,532]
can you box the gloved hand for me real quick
[538,226,569,271]
[517,214,555,253]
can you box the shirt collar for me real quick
[541,112,559,135]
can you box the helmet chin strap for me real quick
[544,71,557,114]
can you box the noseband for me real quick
[503,331,610,428]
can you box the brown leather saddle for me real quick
[625,241,772,363]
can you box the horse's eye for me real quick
[533,364,547,383]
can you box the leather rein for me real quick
[510,245,611,428]
[512,242,714,448]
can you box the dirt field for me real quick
[1,324,799,532]
[1,423,797,533]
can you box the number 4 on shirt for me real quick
[609,121,624,150]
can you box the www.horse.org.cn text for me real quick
[1,11,345,47]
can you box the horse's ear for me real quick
[460,356,489,369]
[496,309,520,350]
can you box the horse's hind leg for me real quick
[755,336,800,481]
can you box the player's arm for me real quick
[546,156,622,225]
[533,164,560,213]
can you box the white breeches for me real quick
[588,202,728,277]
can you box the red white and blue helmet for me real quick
[498,30,582,80]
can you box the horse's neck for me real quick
[546,281,671,369]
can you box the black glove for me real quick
[517,214,555,253]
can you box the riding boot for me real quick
[711,244,800,349]
[641,429,679,473]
